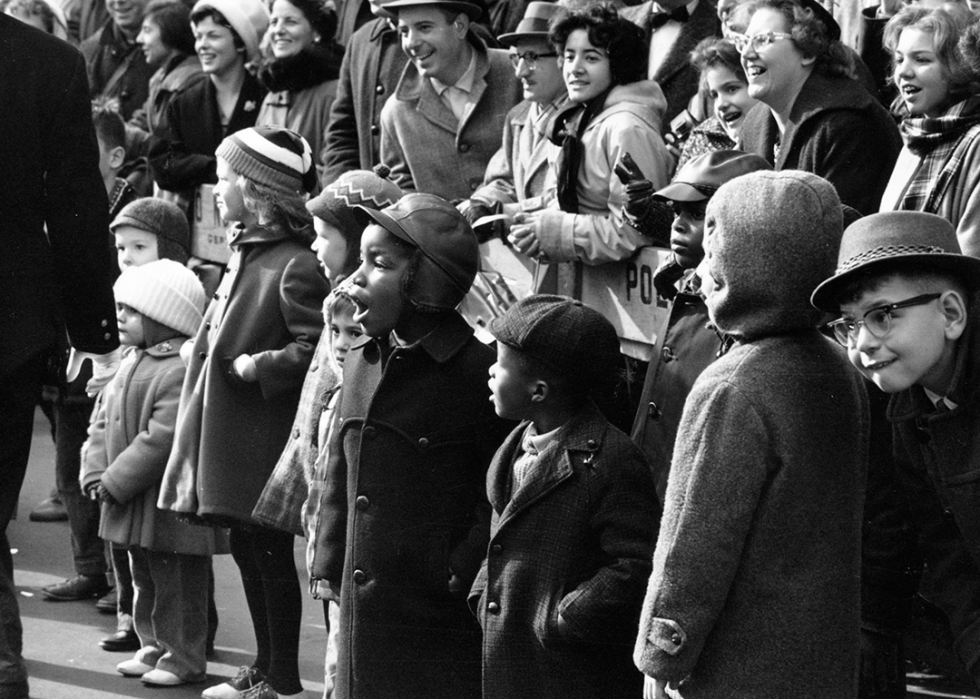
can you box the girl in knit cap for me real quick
[80,260,217,688]
[160,125,329,699]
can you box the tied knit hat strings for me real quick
[216,126,318,195]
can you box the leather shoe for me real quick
[41,574,110,601]
[100,628,141,652]
[29,495,68,522]
[96,588,117,614]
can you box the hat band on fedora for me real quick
[837,244,946,275]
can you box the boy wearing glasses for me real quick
[812,210,980,686]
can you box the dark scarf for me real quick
[257,43,343,93]
[551,87,613,213]
[899,95,980,213]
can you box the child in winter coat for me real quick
[159,125,329,699]
[315,193,511,699]
[812,211,980,686]
[634,171,868,698]
[472,294,658,699]
[111,197,190,270]
[80,259,213,687]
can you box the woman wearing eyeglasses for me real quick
[878,5,980,259]
[737,0,901,215]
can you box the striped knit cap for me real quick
[307,165,402,235]
[216,126,317,195]
[113,260,206,338]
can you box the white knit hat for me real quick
[191,0,270,64]
[113,260,206,338]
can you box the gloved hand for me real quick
[614,152,654,221]
[459,199,505,244]
[67,347,121,397]
[653,255,685,302]
[88,482,118,506]
[458,199,494,226]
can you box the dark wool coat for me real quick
[316,313,511,699]
[888,307,980,679]
[620,0,720,125]
[80,339,222,556]
[469,402,658,699]
[148,73,266,194]
[321,17,406,185]
[0,14,118,374]
[739,72,901,215]
[81,20,153,121]
[159,225,328,525]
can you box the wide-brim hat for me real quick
[498,1,561,46]
[811,211,980,311]
[654,150,772,202]
[383,0,482,20]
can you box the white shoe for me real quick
[142,669,185,686]
[202,666,264,699]
[117,658,155,677]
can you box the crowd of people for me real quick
[4,0,980,698]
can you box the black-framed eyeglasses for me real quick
[730,31,793,54]
[670,200,708,220]
[509,51,558,70]
[827,293,942,346]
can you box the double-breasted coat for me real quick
[314,313,511,699]
[469,402,658,699]
[159,224,328,525]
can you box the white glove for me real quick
[67,347,121,397]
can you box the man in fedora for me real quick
[379,0,520,199]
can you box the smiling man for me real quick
[81,0,154,120]
[379,0,520,199]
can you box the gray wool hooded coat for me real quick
[634,170,869,698]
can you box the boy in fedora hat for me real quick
[315,193,511,699]
[379,0,520,200]
[813,210,980,686]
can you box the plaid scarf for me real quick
[899,96,980,213]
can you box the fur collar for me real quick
[258,44,343,93]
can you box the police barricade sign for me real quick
[191,184,232,265]
[470,240,670,360]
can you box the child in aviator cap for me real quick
[315,193,511,699]
[812,210,980,685]
[473,294,658,699]
[79,260,217,688]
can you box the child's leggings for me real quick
[230,525,303,695]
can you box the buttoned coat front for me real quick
[159,225,329,525]
[469,402,658,699]
[316,313,511,699]
[380,36,520,199]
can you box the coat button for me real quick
[647,402,661,421]
[671,633,681,645]
[101,319,108,327]
[586,439,597,449]
[293,428,301,439]
[487,601,500,614]
[353,569,366,585]
[199,351,207,360]
[370,124,379,135]
[362,426,376,439]
[104,332,111,340]
[469,178,480,190]
[491,543,502,554]
[661,346,676,363]
[418,437,429,449]
[458,143,469,153]
[213,292,219,300]
[310,363,318,373]
[355,495,369,510]
[205,321,211,330]
[375,84,384,94]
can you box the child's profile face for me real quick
[669,200,708,270]
[116,302,146,348]
[347,224,413,338]
[488,343,536,421]
[96,135,123,188]
[114,226,160,270]
[312,217,349,282]
[330,310,363,366]
[839,276,961,394]
[214,157,249,224]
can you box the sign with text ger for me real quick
[191,184,232,265]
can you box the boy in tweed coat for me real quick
[470,294,658,699]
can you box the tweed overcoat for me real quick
[315,313,511,699]
[322,17,406,185]
[469,402,658,699]
[740,72,901,215]
[380,35,521,199]
[80,339,222,555]
[159,224,328,525]
[888,308,980,677]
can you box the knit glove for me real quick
[653,255,685,302]
[87,482,118,506]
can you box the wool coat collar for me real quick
[349,311,475,364]
[228,222,290,248]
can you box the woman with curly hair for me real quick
[257,0,344,187]
[737,0,901,214]
[880,4,980,257]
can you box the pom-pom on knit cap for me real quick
[811,211,980,312]
[307,164,403,235]
[216,126,317,195]
[110,197,190,255]
[113,260,206,338]
[191,0,269,63]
